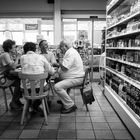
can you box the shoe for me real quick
[61,104,77,114]
[16,100,24,107]
[38,107,44,117]
[9,102,22,111]
[47,100,52,108]
[33,107,44,117]
[57,100,63,105]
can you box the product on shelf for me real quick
[106,2,140,137]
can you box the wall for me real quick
[0,0,54,17]
[61,0,106,11]
[0,0,106,17]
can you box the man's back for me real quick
[60,47,85,79]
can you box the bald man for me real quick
[54,40,85,114]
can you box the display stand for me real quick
[90,16,98,82]
[105,0,140,139]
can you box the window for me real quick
[94,21,106,48]
[0,18,54,45]
[9,23,23,30]
[12,32,24,45]
[25,32,38,43]
[62,19,77,42]
[41,20,54,45]
[41,31,54,45]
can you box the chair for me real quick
[0,75,14,111]
[18,72,50,125]
[69,67,91,111]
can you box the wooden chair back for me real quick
[82,67,91,89]
[18,72,48,99]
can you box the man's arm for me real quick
[43,56,56,75]
[58,62,68,71]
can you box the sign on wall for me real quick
[25,24,38,30]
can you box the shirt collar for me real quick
[26,51,36,54]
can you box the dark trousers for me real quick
[7,71,21,103]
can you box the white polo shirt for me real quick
[60,47,85,79]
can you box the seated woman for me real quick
[0,39,22,111]
[20,42,56,115]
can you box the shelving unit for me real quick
[106,57,140,68]
[105,0,140,139]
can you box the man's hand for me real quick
[59,62,68,71]
[52,63,60,68]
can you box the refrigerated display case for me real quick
[105,0,140,139]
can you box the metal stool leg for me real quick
[2,88,8,111]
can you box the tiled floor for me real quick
[0,83,134,140]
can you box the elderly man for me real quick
[39,40,57,65]
[54,40,85,114]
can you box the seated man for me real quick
[20,42,56,114]
[39,40,58,66]
[54,40,85,114]
[0,39,22,110]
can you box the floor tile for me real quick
[47,116,60,122]
[112,130,133,140]
[59,116,75,122]
[0,130,21,139]
[89,111,104,117]
[76,122,93,130]
[92,122,110,130]
[38,130,58,139]
[106,116,122,123]
[57,130,76,139]
[59,122,75,130]
[6,122,25,130]
[77,130,95,139]
[76,116,91,122]
[108,122,127,130]
[91,116,106,122]
[41,122,59,130]
[76,111,90,116]
[94,129,115,139]
[57,139,75,140]
[19,130,39,139]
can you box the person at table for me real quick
[0,39,23,111]
[20,42,55,115]
[54,40,85,114]
[39,40,58,66]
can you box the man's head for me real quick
[2,39,16,53]
[79,34,85,40]
[23,42,36,54]
[38,40,48,54]
[59,40,71,54]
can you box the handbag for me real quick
[83,82,95,104]
[0,70,14,85]
[0,72,7,85]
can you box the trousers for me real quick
[54,78,83,109]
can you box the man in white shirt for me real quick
[54,40,85,114]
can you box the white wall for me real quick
[0,0,106,14]
[61,0,106,11]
